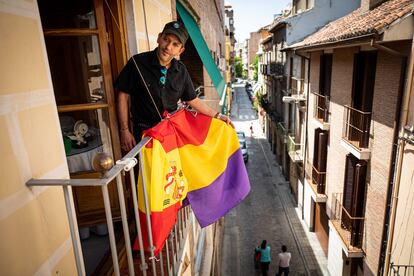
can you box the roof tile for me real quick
[293,0,413,48]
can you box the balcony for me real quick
[287,133,303,162]
[341,105,371,160]
[304,160,327,202]
[331,193,365,257]
[311,92,330,130]
[390,263,414,276]
[261,64,271,76]
[26,136,197,276]
[276,122,288,143]
[270,62,284,77]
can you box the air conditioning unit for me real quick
[282,96,296,103]
[282,95,307,104]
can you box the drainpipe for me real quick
[377,37,413,275]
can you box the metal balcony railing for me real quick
[276,122,288,142]
[342,105,371,149]
[261,64,270,75]
[312,92,330,123]
[331,193,365,250]
[276,63,285,76]
[269,62,284,76]
[287,133,303,162]
[26,136,193,276]
[390,263,414,276]
[305,159,326,194]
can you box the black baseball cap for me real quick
[162,21,189,45]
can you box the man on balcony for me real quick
[115,21,232,151]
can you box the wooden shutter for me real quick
[342,154,356,229]
[312,129,320,187]
[352,162,367,217]
[313,129,321,166]
[319,54,332,97]
[313,129,328,193]
[350,52,376,147]
[350,161,367,246]
[318,131,328,171]
[342,154,367,246]
[317,131,328,192]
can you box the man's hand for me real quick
[187,98,234,128]
[217,114,234,128]
[120,129,136,152]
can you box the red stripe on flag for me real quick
[144,109,212,153]
[133,202,182,256]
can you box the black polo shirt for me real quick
[114,48,196,131]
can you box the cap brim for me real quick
[163,29,186,45]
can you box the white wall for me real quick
[303,179,313,229]
[285,0,361,45]
[327,222,345,275]
[298,178,304,215]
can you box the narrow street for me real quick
[221,83,328,276]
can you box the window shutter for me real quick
[318,131,328,172]
[342,154,356,230]
[317,131,328,191]
[350,161,367,246]
[312,129,320,165]
[312,129,320,187]
[353,161,367,217]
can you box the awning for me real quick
[177,1,226,104]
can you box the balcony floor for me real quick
[305,177,327,203]
[330,220,364,258]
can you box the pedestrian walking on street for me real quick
[250,123,254,137]
[255,240,271,276]
[276,245,291,276]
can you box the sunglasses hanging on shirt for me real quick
[160,67,167,86]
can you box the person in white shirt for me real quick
[277,245,291,276]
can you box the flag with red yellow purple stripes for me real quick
[133,109,250,255]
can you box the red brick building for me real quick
[292,0,413,274]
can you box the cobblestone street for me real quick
[221,84,328,276]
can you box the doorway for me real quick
[38,0,128,274]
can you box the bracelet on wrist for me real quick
[214,112,223,119]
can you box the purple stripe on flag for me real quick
[187,149,251,227]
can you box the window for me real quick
[345,52,377,148]
[312,129,328,193]
[352,52,377,112]
[39,0,125,228]
[319,54,332,97]
[342,154,367,246]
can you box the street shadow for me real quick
[242,135,326,276]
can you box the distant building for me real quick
[224,4,236,113]
[248,28,270,80]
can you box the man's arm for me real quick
[187,97,234,127]
[118,91,136,151]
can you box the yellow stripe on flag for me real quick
[179,120,240,191]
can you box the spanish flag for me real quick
[135,109,250,255]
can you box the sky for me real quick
[227,0,291,42]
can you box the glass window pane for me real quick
[38,0,96,29]
[60,109,113,174]
[45,35,106,105]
